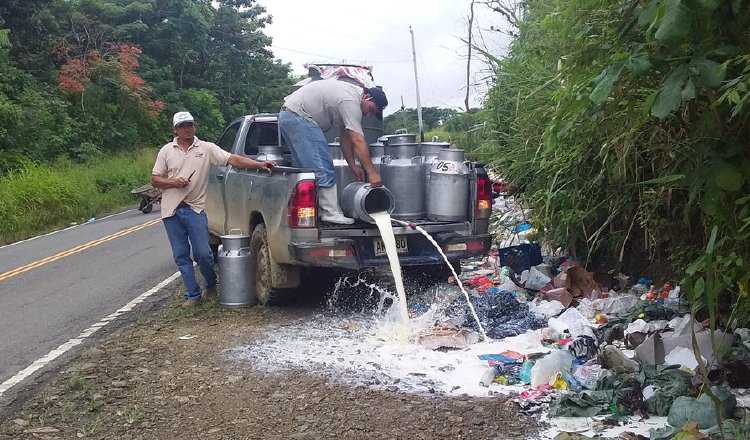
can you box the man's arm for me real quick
[227,154,275,172]
[151,174,188,189]
[339,127,365,182]
[340,128,382,187]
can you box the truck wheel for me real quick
[209,236,220,265]
[250,223,298,305]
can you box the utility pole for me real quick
[409,26,424,142]
[465,0,475,112]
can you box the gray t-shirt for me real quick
[283,79,364,135]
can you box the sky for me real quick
[258,0,509,116]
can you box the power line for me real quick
[339,8,411,32]
[278,18,410,53]
[270,45,411,65]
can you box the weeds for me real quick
[0,149,155,245]
[118,404,143,424]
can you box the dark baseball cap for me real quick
[365,87,388,111]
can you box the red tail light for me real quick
[475,174,492,219]
[287,180,317,228]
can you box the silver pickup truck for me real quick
[206,113,493,305]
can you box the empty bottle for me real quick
[479,366,500,387]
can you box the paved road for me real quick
[0,208,175,395]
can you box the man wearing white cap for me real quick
[151,111,276,307]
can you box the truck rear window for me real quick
[244,122,282,155]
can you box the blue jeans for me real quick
[278,110,335,187]
[163,207,217,300]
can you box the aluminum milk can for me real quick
[328,142,355,203]
[256,145,289,166]
[427,149,471,222]
[381,143,425,219]
[218,233,256,308]
[340,182,395,223]
[384,133,417,146]
[419,141,450,183]
[369,142,385,175]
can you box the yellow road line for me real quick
[0,218,161,282]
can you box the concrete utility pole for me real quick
[409,26,424,142]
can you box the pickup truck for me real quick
[206,113,493,305]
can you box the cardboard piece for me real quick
[634,329,736,368]
[564,266,601,299]
[545,287,573,308]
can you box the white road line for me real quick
[0,209,137,251]
[0,270,180,398]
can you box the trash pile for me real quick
[406,190,750,439]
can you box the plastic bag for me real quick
[530,349,574,387]
[525,266,552,291]
[529,300,566,318]
[548,307,594,339]
[572,363,605,390]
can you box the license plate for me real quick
[373,236,408,256]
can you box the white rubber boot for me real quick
[318,185,354,224]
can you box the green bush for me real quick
[0,150,154,244]
[478,0,750,326]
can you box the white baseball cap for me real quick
[173,111,195,127]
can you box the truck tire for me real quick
[250,223,299,305]
[403,262,461,287]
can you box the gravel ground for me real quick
[0,281,541,440]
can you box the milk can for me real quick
[419,141,450,183]
[369,142,385,175]
[218,233,256,308]
[385,133,417,146]
[340,182,395,223]
[427,149,471,222]
[328,142,355,203]
[256,146,289,166]
[381,143,426,219]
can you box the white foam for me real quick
[226,310,549,397]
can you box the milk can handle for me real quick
[234,246,252,256]
[228,228,242,235]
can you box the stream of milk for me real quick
[390,218,488,340]
[370,211,411,337]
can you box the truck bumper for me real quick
[290,233,492,271]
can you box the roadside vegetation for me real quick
[467,0,750,327]
[0,0,294,244]
[0,150,154,245]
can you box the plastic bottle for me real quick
[562,371,583,392]
[479,366,500,387]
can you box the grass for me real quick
[0,149,155,245]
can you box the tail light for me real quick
[475,174,492,219]
[287,180,317,228]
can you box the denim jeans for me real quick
[162,206,217,300]
[278,110,335,187]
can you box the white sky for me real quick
[259,0,509,116]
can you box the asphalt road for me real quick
[0,208,175,399]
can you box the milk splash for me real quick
[391,218,488,340]
[370,211,411,337]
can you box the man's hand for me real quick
[172,177,189,188]
[350,166,365,182]
[259,160,276,173]
[368,171,383,187]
